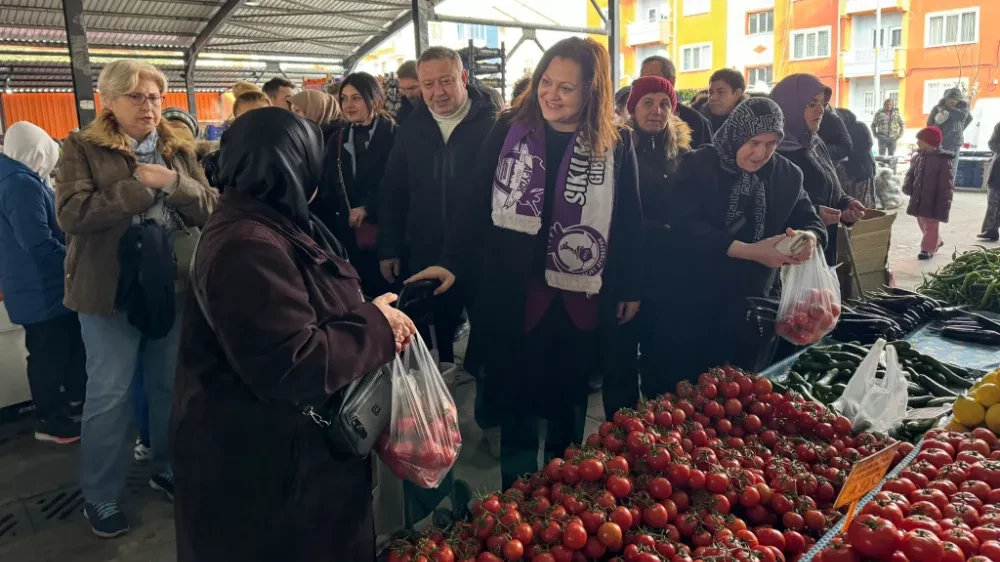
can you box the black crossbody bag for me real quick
[188,236,392,458]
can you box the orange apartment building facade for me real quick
[595,0,999,130]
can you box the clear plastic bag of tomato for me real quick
[774,250,842,345]
[376,333,462,489]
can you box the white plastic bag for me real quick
[376,333,462,489]
[832,339,909,433]
[775,250,842,345]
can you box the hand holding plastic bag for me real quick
[775,250,842,345]
[377,333,462,489]
[832,339,909,433]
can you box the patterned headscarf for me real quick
[712,97,785,242]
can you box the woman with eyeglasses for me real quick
[770,74,866,265]
[55,59,217,539]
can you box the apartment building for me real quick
[601,0,998,129]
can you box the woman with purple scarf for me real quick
[659,98,827,379]
[408,37,643,488]
[770,74,866,265]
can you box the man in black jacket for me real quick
[378,46,498,363]
[640,56,713,147]
[394,60,422,124]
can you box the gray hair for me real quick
[97,60,167,104]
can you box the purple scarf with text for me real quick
[491,122,616,294]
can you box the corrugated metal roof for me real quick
[0,0,420,89]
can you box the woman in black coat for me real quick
[409,37,643,488]
[316,72,397,296]
[656,98,828,381]
[836,108,878,209]
[770,74,866,265]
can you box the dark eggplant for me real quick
[940,326,1000,346]
[930,306,971,319]
[972,313,1000,332]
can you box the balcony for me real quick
[627,19,671,47]
[844,0,909,14]
[842,48,905,78]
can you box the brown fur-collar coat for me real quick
[55,110,218,316]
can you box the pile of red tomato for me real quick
[817,428,1000,562]
[387,366,910,562]
[776,288,843,346]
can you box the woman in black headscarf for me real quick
[655,98,827,381]
[771,74,866,265]
[171,107,416,562]
[836,107,877,209]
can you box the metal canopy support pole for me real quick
[607,0,620,87]
[61,0,96,127]
[184,0,246,117]
[412,0,430,57]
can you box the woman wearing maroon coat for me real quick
[171,108,416,562]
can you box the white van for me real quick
[962,98,1000,154]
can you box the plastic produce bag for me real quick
[775,250,842,345]
[377,333,462,489]
[832,339,909,433]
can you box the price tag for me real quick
[904,405,952,421]
[834,442,901,529]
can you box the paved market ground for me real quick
[0,189,993,562]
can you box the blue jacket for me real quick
[0,153,69,325]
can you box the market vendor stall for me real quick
[377,248,1000,562]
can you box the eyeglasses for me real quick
[126,92,163,106]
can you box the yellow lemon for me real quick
[987,404,1000,434]
[983,372,1000,386]
[954,395,986,427]
[944,419,970,432]
[977,383,1000,407]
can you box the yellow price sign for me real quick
[834,442,901,529]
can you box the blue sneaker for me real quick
[83,501,129,538]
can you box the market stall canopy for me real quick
[0,0,448,91]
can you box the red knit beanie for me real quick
[626,76,677,116]
[917,126,943,148]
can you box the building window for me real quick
[926,8,978,48]
[748,10,774,35]
[888,90,899,108]
[429,22,444,42]
[680,43,712,72]
[682,0,710,17]
[747,66,773,86]
[923,78,969,113]
[871,27,903,48]
[863,91,875,115]
[791,26,832,61]
[890,27,902,48]
[457,24,489,42]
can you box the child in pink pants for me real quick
[902,126,955,260]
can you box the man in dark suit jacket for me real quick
[640,56,713,147]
